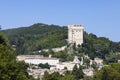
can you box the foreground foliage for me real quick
[93,63,120,80]
[0,32,34,80]
[43,71,76,80]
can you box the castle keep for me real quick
[68,24,84,45]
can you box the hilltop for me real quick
[2,23,120,61]
[2,23,67,54]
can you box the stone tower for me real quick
[68,24,84,45]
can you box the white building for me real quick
[94,58,103,64]
[94,58,103,70]
[17,55,82,71]
[68,24,84,45]
[56,56,82,71]
[56,62,75,71]
[83,68,94,76]
[17,55,59,66]
[25,58,59,66]
[17,55,43,61]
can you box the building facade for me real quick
[17,55,59,66]
[68,24,84,45]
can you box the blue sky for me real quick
[0,0,120,42]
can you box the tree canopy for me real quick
[0,32,34,80]
[93,63,120,80]
[2,23,67,55]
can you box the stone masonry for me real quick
[68,24,84,45]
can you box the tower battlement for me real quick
[68,24,84,27]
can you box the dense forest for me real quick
[2,23,120,61]
[2,23,67,55]
[0,32,35,80]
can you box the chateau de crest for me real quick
[68,24,84,45]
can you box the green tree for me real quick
[84,58,90,68]
[43,72,61,80]
[38,63,51,69]
[93,63,120,80]
[0,32,32,80]
[72,65,84,80]
[59,74,76,80]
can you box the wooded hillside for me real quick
[2,23,120,61]
[2,23,67,54]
